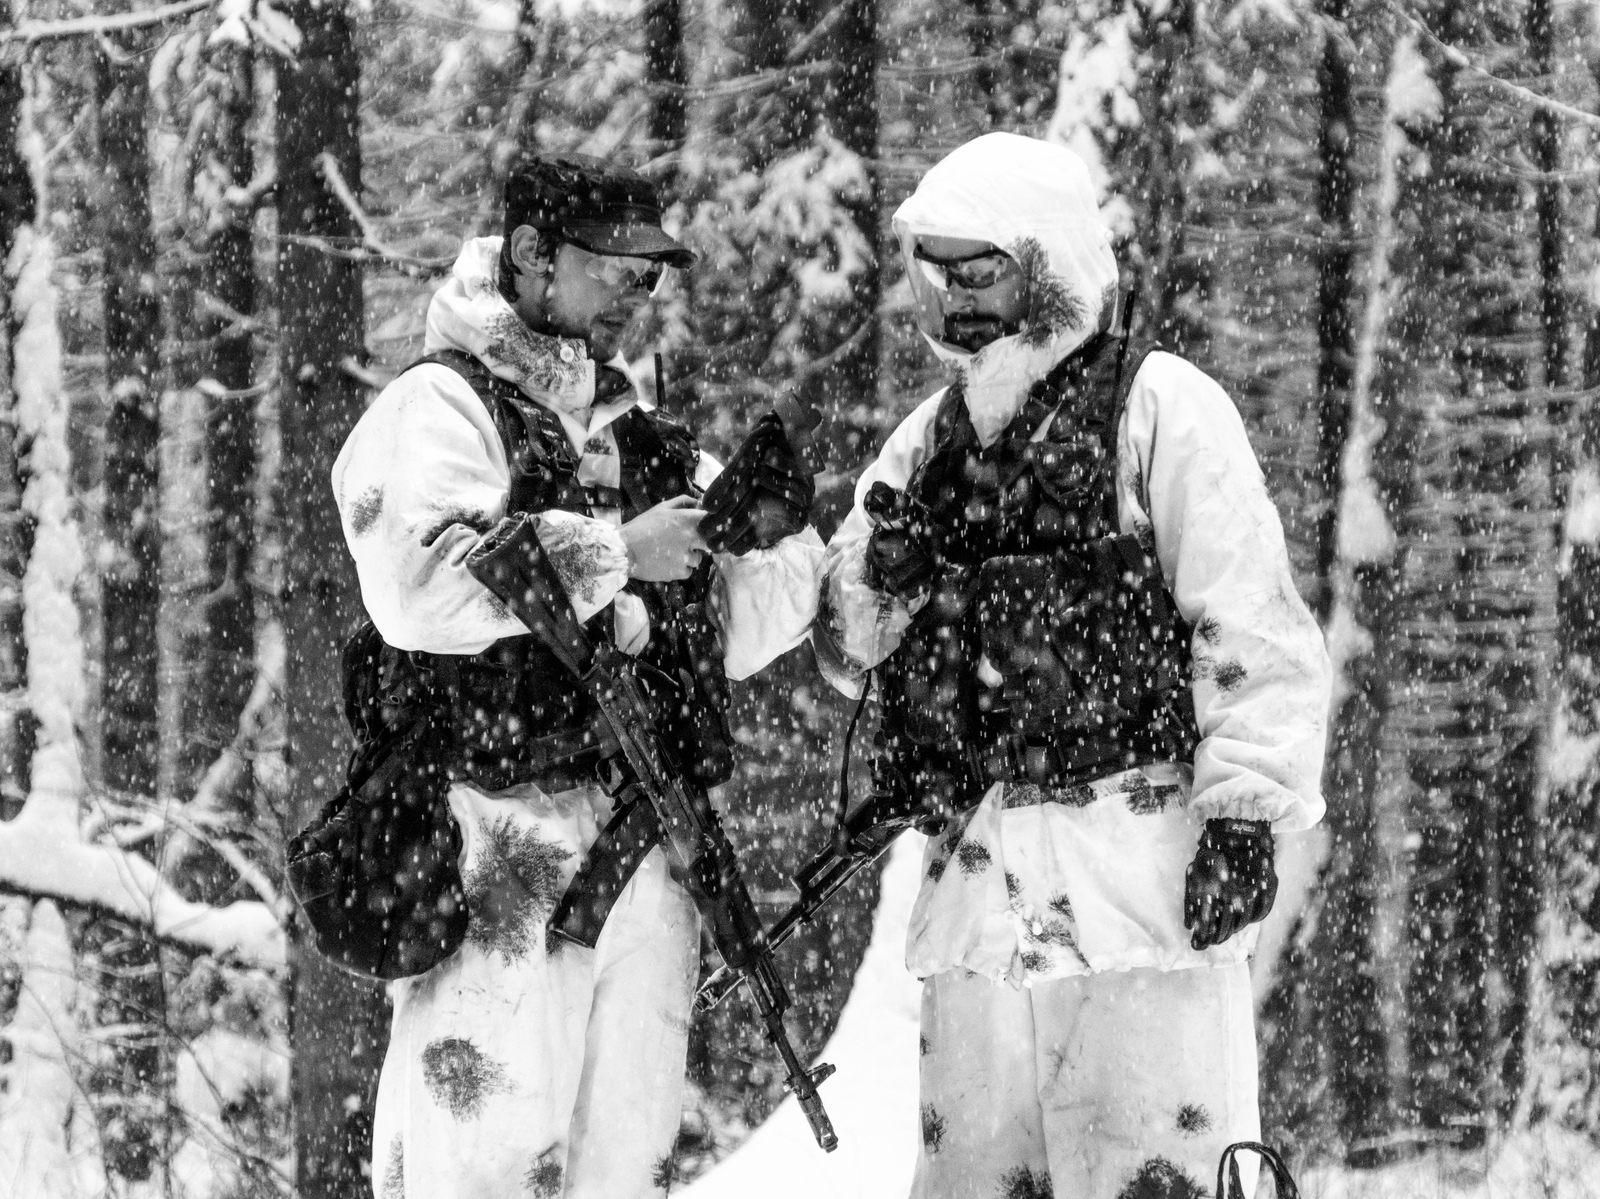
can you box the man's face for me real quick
[912,235,1027,353]
[509,228,661,359]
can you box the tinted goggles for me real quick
[566,239,668,295]
[912,245,1014,292]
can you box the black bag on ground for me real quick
[285,623,469,980]
[1216,1141,1299,1199]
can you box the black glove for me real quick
[699,411,815,555]
[1184,818,1277,950]
[864,482,939,598]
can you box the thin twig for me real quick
[314,152,455,272]
[2,0,214,44]
[1380,0,1600,133]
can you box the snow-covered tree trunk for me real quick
[1,122,98,1189]
[0,901,98,1197]
[275,4,388,1194]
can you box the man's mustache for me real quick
[942,312,1013,349]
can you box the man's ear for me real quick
[508,225,551,278]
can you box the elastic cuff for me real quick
[533,510,631,624]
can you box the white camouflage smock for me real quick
[332,238,823,1199]
[817,134,1331,1199]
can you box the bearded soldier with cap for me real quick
[813,133,1330,1197]
[330,153,822,1199]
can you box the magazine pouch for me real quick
[286,622,468,981]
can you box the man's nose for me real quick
[945,288,976,313]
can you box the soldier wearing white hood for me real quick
[330,154,823,1199]
[815,134,1330,1197]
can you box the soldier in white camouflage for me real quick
[814,133,1331,1199]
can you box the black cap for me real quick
[503,152,695,269]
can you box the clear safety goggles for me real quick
[905,243,1017,346]
[566,240,668,296]
[911,245,1015,293]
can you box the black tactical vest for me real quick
[359,349,735,793]
[872,333,1201,812]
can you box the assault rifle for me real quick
[697,788,920,1013]
[465,522,838,1153]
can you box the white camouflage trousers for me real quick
[370,780,699,1199]
[910,961,1259,1199]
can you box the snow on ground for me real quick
[682,832,928,1199]
[680,825,1600,1199]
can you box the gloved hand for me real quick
[1184,818,1277,950]
[864,482,939,597]
[699,411,815,555]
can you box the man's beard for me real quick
[942,312,1018,353]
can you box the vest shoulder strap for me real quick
[404,350,591,516]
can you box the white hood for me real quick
[893,133,1120,446]
[423,236,598,418]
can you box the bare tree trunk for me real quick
[812,0,879,478]
[1530,0,1567,393]
[91,31,169,1185]
[475,0,539,234]
[276,6,389,1195]
[643,0,686,188]
[1311,1,1357,623]
[1120,0,1212,356]
[1526,2,1600,1138]
[177,43,257,799]
[0,19,34,821]
[1376,2,1553,1147]
[962,0,1058,132]
[96,33,161,800]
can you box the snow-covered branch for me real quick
[1,0,215,45]
[0,809,285,968]
[1381,0,1600,133]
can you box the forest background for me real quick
[2,0,1599,1195]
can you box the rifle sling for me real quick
[547,789,665,950]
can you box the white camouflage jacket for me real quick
[818,135,1331,983]
[332,237,823,680]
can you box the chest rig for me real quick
[375,349,735,794]
[872,334,1201,814]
